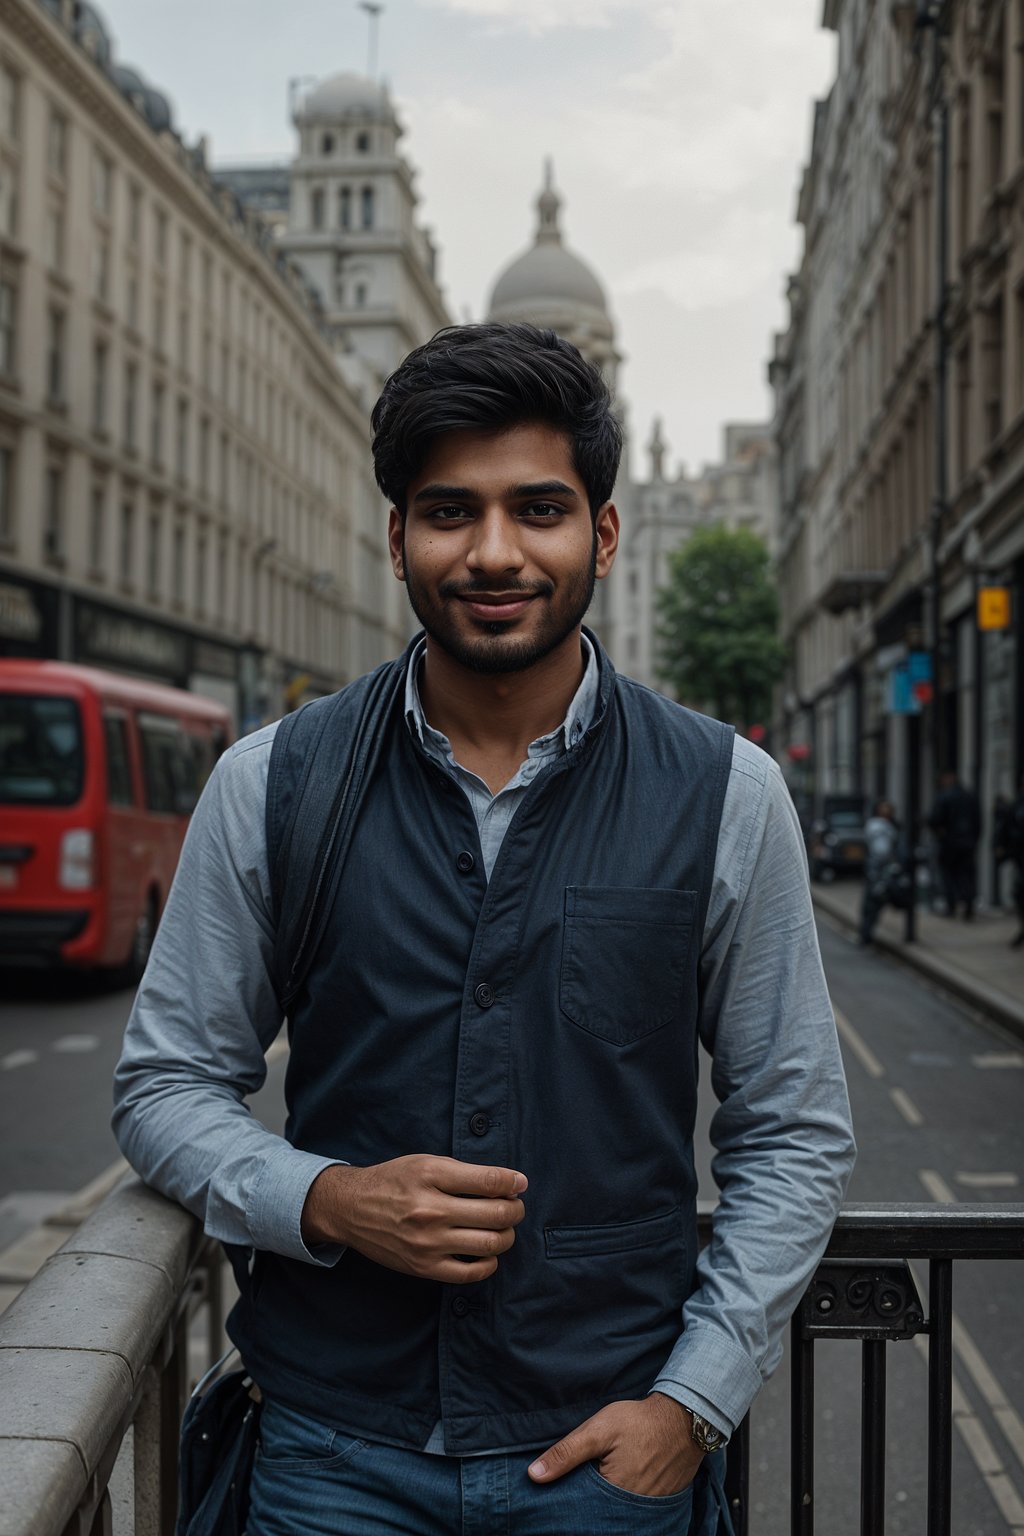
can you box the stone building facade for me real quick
[0,0,411,727]
[772,0,1024,872]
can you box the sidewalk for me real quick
[812,879,1024,1042]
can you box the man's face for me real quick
[388,423,618,676]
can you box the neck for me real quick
[418,630,587,757]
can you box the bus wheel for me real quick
[125,895,157,984]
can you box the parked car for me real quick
[808,795,867,882]
[0,661,231,978]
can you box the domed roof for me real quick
[489,164,609,321]
[296,72,392,123]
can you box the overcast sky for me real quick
[97,0,835,477]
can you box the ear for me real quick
[387,507,405,581]
[594,502,620,579]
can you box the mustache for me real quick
[438,578,555,600]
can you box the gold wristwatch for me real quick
[689,1411,729,1453]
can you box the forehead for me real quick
[409,423,581,494]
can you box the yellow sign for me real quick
[977,586,1011,631]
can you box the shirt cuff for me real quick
[246,1144,349,1266]
[651,1323,765,1438]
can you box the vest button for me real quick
[469,1112,489,1137]
[451,1296,469,1318]
[456,850,475,874]
[474,982,494,1008]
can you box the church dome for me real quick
[488,164,609,323]
[296,72,391,123]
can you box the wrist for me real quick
[300,1163,359,1247]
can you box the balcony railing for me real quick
[0,1189,1021,1536]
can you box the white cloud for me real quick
[419,0,646,34]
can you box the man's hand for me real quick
[527,1393,703,1497]
[301,1155,528,1284]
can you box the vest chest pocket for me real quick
[560,885,697,1046]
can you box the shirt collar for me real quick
[404,633,599,756]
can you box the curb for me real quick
[812,888,1024,1046]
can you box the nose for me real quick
[465,507,526,578]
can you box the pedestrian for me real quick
[859,798,900,946]
[928,770,982,919]
[113,323,855,1536]
[997,772,1024,949]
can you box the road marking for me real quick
[913,1335,1024,1527]
[889,1087,924,1127]
[972,1053,1024,1069]
[50,1034,100,1054]
[1,1050,38,1071]
[833,1006,885,1079]
[919,1169,957,1203]
[955,1172,1020,1189]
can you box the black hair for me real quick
[371,322,623,518]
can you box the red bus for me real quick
[0,661,232,978]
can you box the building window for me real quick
[0,445,13,546]
[0,277,16,376]
[172,520,185,603]
[92,150,112,217]
[219,430,229,506]
[120,496,135,586]
[0,65,19,141]
[125,266,138,329]
[196,527,207,613]
[321,132,334,155]
[153,285,166,352]
[154,206,168,265]
[43,462,64,564]
[201,249,212,305]
[311,186,325,229]
[178,305,190,370]
[92,235,110,304]
[128,182,142,245]
[123,360,138,452]
[44,202,63,270]
[0,162,16,239]
[92,341,107,433]
[984,297,1004,445]
[355,282,367,307]
[176,397,189,480]
[89,482,105,573]
[361,185,374,229]
[356,130,370,153]
[179,230,191,287]
[146,503,161,597]
[151,380,164,466]
[339,186,351,228]
[217,530,228,615]
[47,111,67,178]
[45,308,65,404]
[199,415,210,494]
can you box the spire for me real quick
[535,157,562,245]
[648,417,667,482]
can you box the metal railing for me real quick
[718,1202,1024,1536]
[0,1191,1022,1535]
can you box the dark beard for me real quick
[402,535,598,676]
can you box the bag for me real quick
[177,1362,261,1536]
[881,860,914,911]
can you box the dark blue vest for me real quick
[228,635,734,1453]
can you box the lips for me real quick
[458,594,538,621]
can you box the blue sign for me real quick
[907,650,932,684]
[889,665,921,715]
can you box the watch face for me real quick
[691,1414,727,1452]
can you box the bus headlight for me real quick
[59,829,95,890]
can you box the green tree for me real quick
[655,525,785,731]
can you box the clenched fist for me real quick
[301,1154,528,1284]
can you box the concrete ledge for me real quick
[0,1178,202,1536]
[812,887,1024,1043]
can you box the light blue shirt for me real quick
[113,643,855,1445]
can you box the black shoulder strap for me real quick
[266,654,406,1013]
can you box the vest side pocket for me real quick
[544,1203,683,1258]
[559,885,696,1046]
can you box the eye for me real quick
[428,505,472,522]
[521,502,565,520]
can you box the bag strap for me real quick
[268,655,406,1012]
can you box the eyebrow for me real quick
[411,479,580,504]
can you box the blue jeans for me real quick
[246,1399,734,1536]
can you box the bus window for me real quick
[103,715,134,807]
[139,714,196,816]
[0,694,84,806]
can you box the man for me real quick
[928,770,982,919]
[114,324,855,1535]
[858,799,900,947]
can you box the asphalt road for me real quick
[1,917,1023,1533]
